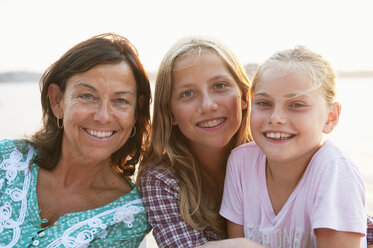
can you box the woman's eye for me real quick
[181,90,193,98]
[115,98,128,104]
[80,93,94,100]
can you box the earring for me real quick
[57,118,64,129]
[130,126,136,138]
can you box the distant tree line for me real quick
[1,65,373,83]
[0,71,42,83]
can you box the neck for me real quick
[51,152,115,189]
[266,161,306,191]
[192,143,231,193]
[266,145,320,188]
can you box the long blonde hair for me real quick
[137,36,251,236]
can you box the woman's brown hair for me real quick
[28,33,151,176]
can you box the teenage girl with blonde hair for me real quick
[137,36,251,247]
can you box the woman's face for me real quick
[170,51,247,152]
[50,62,137,165]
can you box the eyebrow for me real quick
[74,81,135,96]
[74,81,96,91]
[208,73,234,82]
[173,73,234,90]
[254,91,308,99]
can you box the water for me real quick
[1,78,373,246]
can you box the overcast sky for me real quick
[1,0,372,73]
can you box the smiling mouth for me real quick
[198,118,226,128]
[265,132,294,140]
[86,129,115,138]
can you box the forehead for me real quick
[254,67,319,97]
[173,49,224,69]
[66,62,136,90]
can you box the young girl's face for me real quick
[170,50,247,152]
[250,68,337,166]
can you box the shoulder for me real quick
[0,139,33,157]
[0,139,21,155]
[0,139,35,177]
[311,140,359,173]
[228,142,263,165]
[308,142,366,235]
[231,141,262,155]
[139,161,180,190]
[138,161,182,208]
[316,140,351,160]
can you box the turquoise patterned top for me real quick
[0,139,151,247]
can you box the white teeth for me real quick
[265,132,292,139]
[87,129,113,138]
[199,119,224,128]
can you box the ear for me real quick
[322,102,341,134]
[48,83,64,119]
[241,99,248,111]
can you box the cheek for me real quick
[170,101,191,127]
[225,93,244,113]
[172,112,190,129]
[249,109,263,128]
[63,103,85,120]
[117,108,137,125]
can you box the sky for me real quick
[1,0,372,74]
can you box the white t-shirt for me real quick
[220,140,367,248]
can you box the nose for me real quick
[198,92,218,113]
[93,101,113,123]
[269,106,286,125]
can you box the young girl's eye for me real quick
[290,102,306,108]
[181,90,193,98]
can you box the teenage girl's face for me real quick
[250,68,339,167]
[170,51,247,152]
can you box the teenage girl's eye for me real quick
[214,82,227,89]
[255,101,271,107]
[181,90,193,98]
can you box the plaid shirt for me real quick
[368,215,373,245]
[139,164,221,248]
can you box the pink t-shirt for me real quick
[220,140,367,248]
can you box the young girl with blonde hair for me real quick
[215,45,367,248]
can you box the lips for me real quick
[264,132,294,140]
[198,118,226,128]
[85,128,115,138]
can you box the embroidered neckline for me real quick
[30,166,139,222]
